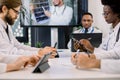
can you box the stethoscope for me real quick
[103,26,120,50]
[53,5,66,15]
[3,25,11,42]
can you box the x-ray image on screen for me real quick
[31,0,50,24]
[33,0,50,24]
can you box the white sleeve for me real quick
[9,26,39,51]
[0,54,20,64]
[94,37,120,59]
[0,54,20,74]
[13,36,40,53]
[0,26,39,55]
[94,47,120,59]
[0,36,39,55]
[101,59,120,73]
[0,63,7,74]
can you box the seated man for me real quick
[68,12,101,49]
[0,0,56,58]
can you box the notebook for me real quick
[71,33,102,52]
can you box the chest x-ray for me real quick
[21,0,50,25]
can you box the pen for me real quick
[76,49,80,54]
[42,6,45,11]
[53,42,59,58]
[53,42,57,48]
[75,49,80,58]
[86,51,91,57]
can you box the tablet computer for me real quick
[32,53,51,73]
[71,33,102,52]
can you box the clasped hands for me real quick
[71,39,100,69]
[73,39,94,53]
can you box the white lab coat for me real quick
[0,18,39,55]
[67,26,102,49]
[101,59,120,73]
[74,27,102,33]
[93,22,120,73]
[49,5,73,25]
[94,22,120,59]
[0,54,20,73]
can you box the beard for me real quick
[53,2,61,6]
[5,12,15,25]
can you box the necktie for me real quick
[5,26,10,40]
[5,26,8,35]
[85,28,88,33]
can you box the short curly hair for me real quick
[101,0,120,18]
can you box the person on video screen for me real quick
[43,0,73,25]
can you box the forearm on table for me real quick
[6,64,17,72]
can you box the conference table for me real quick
[0,49,120,80]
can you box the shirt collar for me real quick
[0,18,7,29]
[113,22,120,32]
[83,26,93,32]
[55,5,65,9]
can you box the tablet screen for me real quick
[32,52,51,73]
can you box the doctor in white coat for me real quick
[71,0,120,73]
[43,0,73,47]
[44,0,73,25]
[0,0,57,58]
[67,12,101,49]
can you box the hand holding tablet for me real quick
[32,52,51,73]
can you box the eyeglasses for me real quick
[102,12,111,16]
[11,8,21,14]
